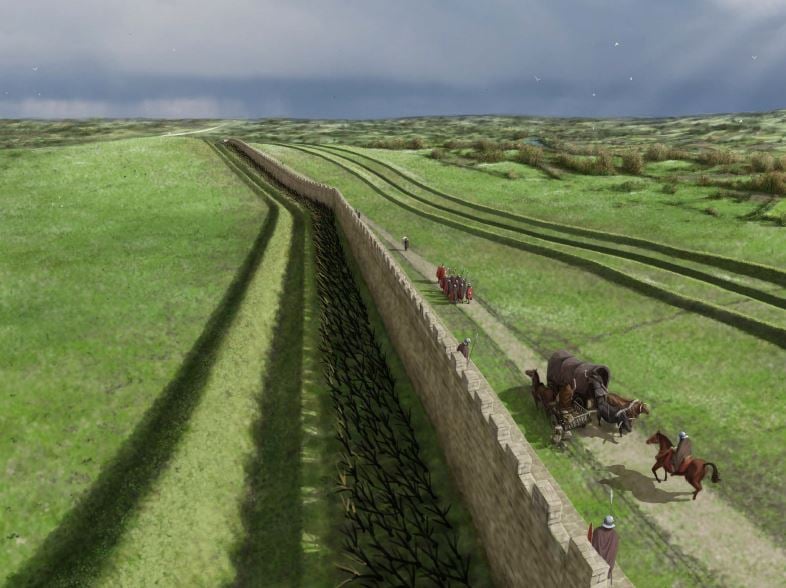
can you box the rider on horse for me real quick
[672,431,693,474]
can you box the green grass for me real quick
[92,170,293,585]
[0,119,222,149]
[0,137,267,582]
[213,141,344,585]
[258,142,786,550]
[345,147,786,268]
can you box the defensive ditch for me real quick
[220,143,491,586]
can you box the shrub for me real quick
[554,150,614,175]
[511,130,528,140]
[506,170,519,180]
[430,148,445,160]
[443,139,460,149]
[645,143,669,161]
[662,183,678,194]
[750,152,775,172]
[595,149,616,175]
[746,171,786,195]
[472,148,505,163]
[620,150,644,175]
[407,137,425,150]
[773,156,786,172]
[613,180,646,192]
[696,149,738,166]
[697,174,713,186]
[470,139,505,163]
[516,144,544,167]
[704,207,719,217]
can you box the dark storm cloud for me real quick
[1,0,785,118]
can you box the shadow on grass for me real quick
[599,465,694,504]
[9,192,280,587]
[229,164,307,586]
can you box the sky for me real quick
[1,0,786,119]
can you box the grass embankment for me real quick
[349,147,786,268]
[0,137,267,582]
[213,141,344,585]
[90,170,293,584]
[305,144,786,328]
[257,143,786,550]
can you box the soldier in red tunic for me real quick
[466,282,473,303]
[436,263,446,283]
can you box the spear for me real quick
[468,331,479,361]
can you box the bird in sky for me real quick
[592,92,596,97]
[32,66,38,71]
[629,76,633,81]
[752,55,758,60]
[614,41,620,47]
[533,75,541,82]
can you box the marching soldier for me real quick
[457,338,471,359]
[402,236,409,251]
[466,282,473,303]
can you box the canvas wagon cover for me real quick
[546,350,610,399]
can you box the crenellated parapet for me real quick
[226,139,627,587]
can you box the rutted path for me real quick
[163,124,224,136]
[365,218,786,588]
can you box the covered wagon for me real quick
[547,349,610,410]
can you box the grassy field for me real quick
[2,131,495,585]
[4,113,786,585]
[257,142,786,564]
[0,119,221,149]
[0,137,268,580]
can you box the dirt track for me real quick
[366,219,786,588]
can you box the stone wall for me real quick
[228,139,624,588]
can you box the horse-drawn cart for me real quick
[547,400,595,443]
[544,350,612,443]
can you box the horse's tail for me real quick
[704,462,721,483]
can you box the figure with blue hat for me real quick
[672,431,693,474]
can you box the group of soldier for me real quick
[435,264,473,304]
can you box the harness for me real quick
[615,399,640,419]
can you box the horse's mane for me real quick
[658,431,673,447]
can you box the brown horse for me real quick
[525,369,556,410]
[557,378,577,410]
[646,431,721,500]
[606,393,650,417]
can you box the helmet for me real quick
[464,338,471,344]
[602,515,615,529]
[679,431,688,440]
